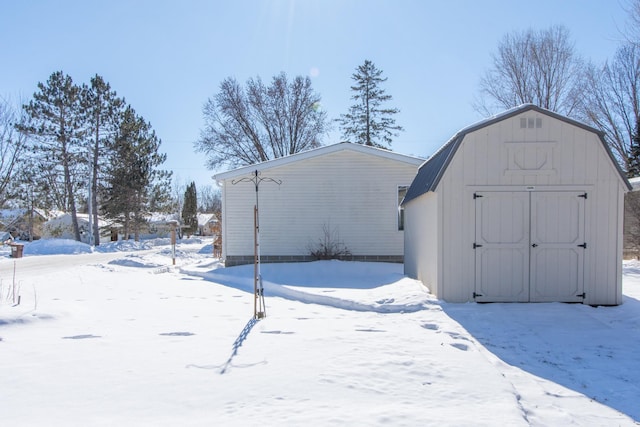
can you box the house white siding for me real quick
[218,144,422,266]
[404,105,628,305]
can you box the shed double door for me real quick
[474,191,585,302]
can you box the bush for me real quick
[308,223,351,260]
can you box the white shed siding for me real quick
[220,149,418,261]
[404,192,438,295]
[431,110,626,303]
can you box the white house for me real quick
[215,142,424,267]
[196,213,219,236]
[403,104,631,305]
[43,212,110,243]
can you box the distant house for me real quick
[43,212,184,242]
[43,213,110,243]
[0,208,51,240]
[196,213,219,236]
[215,142,424,267]
[144,212,180,239]
[403,104,631,306]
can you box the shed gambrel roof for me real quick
[403,104,632,205]
[214,142,425,181]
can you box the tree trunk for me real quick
[123,213,130,240]
[61,143,81,242]
[91,122,101,245]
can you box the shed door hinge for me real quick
[578,242,587,249]
[577,292,586,299]
[473,292,483,298]
[473,193,483,199]
[473,243,483,249]
[578,193,588,199]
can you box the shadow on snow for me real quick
[441,295,640,422]
[183,260,430,314]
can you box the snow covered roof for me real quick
[629,176,640,191]
[197,213,218,226]
[0,208,56,222]
[147,212,180,224]
[403,104,632,206]
[214,142,425,181]
[47,212,110,228]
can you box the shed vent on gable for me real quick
[520,117,543,129]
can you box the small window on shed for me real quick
[398,186,408,231]
[520,118,527,128]
[536,118,542,128]
[528,118,535,128]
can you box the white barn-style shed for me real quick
[215,142,424,267]
[403,104,631,305]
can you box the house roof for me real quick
[213,142,425,181]
[403,104,632,206]
[197,213,218,226]
[629,176,640,191]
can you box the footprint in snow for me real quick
[62,334,102,340]
[159,332,195,337]
[450,343,469,351]
[421,323,439,331]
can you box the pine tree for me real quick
[102,106,172,241]
[20,71,85,241]
[338,60,403,148]
[628,117,640,178]
[181,182,198,236]
[81,74,125,245]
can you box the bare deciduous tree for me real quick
[196,73,329,169]
[623,0,640,45]
[198,184,221,214]
[474,25,584,117]
[578,43,640,172]
[0,97,27,207]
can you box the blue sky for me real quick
[0,0,630,188]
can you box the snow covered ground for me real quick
[0,238,638,426]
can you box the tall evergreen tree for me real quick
[181,181,198,235]
[20,71,85,241]
[338,60,403,148]
[628,117,640,178]
[102,106,172,241]
[81,74,125,245]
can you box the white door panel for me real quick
[474,191,585,302]
[474,192,529,302]
[530,192,585,302]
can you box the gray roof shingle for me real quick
[402,104,631,206]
